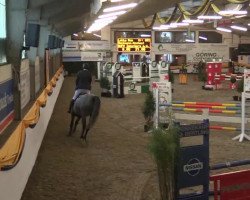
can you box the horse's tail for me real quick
[89,96,101,128]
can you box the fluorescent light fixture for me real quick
[231,25,247,31]
[170,22,189,27]
[199,36,207,40]
[153,26,164,30]
[182,19,204,23]
[93,34,101,38]
[95,16,117,22]
[216,27,232,33]
[234,15,247,18]
[197,15,222,20]
[219,10,247,15]
[111,0,125,2]
[103,3,138,12]
[73,33,78,36]
[185,39,195,42]
[140,34,151,37]
[98,10,127,18]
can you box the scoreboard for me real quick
[117,38,151,52]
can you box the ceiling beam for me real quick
[48,0,91,24]
[28,0,58,8]
[114,0,178,24]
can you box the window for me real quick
[155,31,195,43]
[0,0,6,63]
[114,31,151,43]
[198,31,222,43]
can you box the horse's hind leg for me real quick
[80,117,86,140]
[73,117,80,133]
[68,114,76,136]
[83,118,91,141]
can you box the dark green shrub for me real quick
[148,126,180,200]
[100,77,111,90]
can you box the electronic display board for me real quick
[117,38,151,52]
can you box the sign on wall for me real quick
[0,64,14,134]
[20,59,30,109]
[81,52,104,61]
[117,38,151,52]
[154,43,229,62]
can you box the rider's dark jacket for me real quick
[75,69,92,90]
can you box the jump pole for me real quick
[233,68,250,142]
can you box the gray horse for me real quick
[68,94,101,141]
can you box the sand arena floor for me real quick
[21,74,250,200]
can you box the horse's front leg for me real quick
[80,117,86,140]
[73,116,80,133]
[68,114,75,136]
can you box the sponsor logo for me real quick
[183,158,203,176]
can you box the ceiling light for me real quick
[160,24,177,29]
[216,27,232,33]
[93,34,101,38]
[185,39,195,42]
[140,34,151,37]
[219,10,247,15]
[95,16,117,22]
[98,10,127,18]
[234,15,247,18]
[231,25,247,31]
[197,15,222,20]
[153,26,164,30]
[73,33,78,36]
[170,22,189,27]
[199,36,207,40]
[103,3,138,12]
[248,23,250,26]
[182,19,204,24]
[111,0,125,2]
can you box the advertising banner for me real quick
[20,59,30,109]
[0,79,14,134]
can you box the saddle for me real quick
[75,92,87,101]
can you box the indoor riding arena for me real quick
[20,74,249,200]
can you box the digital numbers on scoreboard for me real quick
[117,38,151,52]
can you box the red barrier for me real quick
[210,169,250,200]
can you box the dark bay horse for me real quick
[68,94,101,141]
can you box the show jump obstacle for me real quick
[154,68,250,142]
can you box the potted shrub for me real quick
[148,124,180,200]
[100,77,111,97]
[233,78,243,101]
[142,91,155,132]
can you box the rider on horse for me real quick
[68,63,92,113]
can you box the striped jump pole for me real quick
[210,126,241,131]
[164,103,241,110]
[210,159,250,170]
[172,101,241,107]
[172,107,241,114]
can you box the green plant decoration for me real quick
[237,78,244,93]
[230,76,237,84]
[197,61,206,82]
[142,91,155,128]
[148,123,180,200]
[100,77,111,90]
[169,70,175,84]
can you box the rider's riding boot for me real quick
[68,99,74,113]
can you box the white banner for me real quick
[79,41,110,51]
[153,43,229,63]
[20,59,30,109]
[244,69,250,92]
[81,51,104,61]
